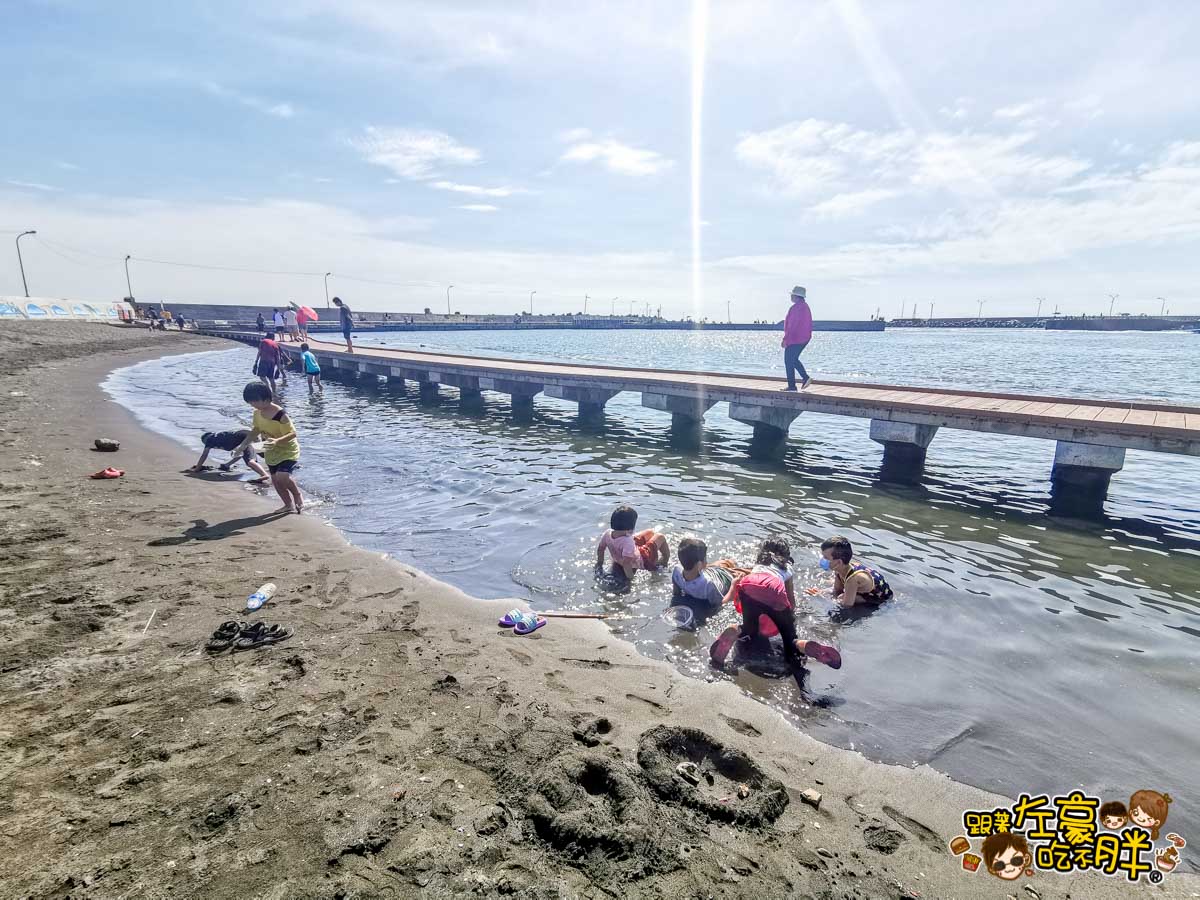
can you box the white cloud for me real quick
[6,179,62,192]
[717,140,1200,280]
[456,204,499,212]
[736,118,1091,202]
[557,128,593,143]
[350,127,481,180]
[560,138,674,177]
[993,99,1045,119]
[55,161,81,171]
[810,188,898,218]
[431,180,520,198]
[203,82,296,118]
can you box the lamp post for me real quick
[1108,293,1118,316]
[529,290,536,314]
[324,272,332,310]
[1157,296,1167,317]
[727,300,731,323]
[928,301,934,321]
[629,298,634,316]
[124,254,134,301]
[1036,297,1045,318]
[977,299,985,319]
[446,284,454,316]
[15,230,36,297]
[584,294,589,315]
[611,297,618,316]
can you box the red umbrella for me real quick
[297,306,318,323]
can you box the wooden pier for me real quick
[221,333,1200,516]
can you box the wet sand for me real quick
[0,321,1193,899]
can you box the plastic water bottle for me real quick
[246,583,276,612]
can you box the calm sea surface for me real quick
[107,327,1200,841]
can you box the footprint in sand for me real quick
[719,714,762,737]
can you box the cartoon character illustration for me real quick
[1128,790,1172,840]
[1156,846,1180,872]
[1099,800,1128,830]
[981,832,1031,881]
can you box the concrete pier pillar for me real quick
[642,392,716,449]
[429,370,484,410]
[478,376,543,421]
[869,420,939,483]
[545,384,619,428]
[728,402,800,460]
[1050,441,1125,517]
[418,381,441,405]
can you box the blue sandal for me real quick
[513,612,547,635]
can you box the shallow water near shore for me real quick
[106,327,1200,843]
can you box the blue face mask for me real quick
[818,557,831,571]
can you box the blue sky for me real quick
[2,0,1199,319]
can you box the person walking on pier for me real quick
[332,296,354,353]
[781,286,813,391]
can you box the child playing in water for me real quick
[299,343,322,393]
[672,537,747,611]
[595,505,669,582]
[817,535,893,607]
[235,382,303,513]
[189,429,269,482]
[710,536,842,669]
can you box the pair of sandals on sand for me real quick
[498,608,547,635]
[205,619,293,653]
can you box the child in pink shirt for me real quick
[710,536,842,669]
[596,505,669,583]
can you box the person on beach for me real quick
[296,305,312,341]
[285,306,300,342]
[272,308,286,341]
[256,311,265,334]
[816,535,893,607]
[332,296,354,353]
[189,429,269,482]
[781,285,813,391]
[236,381,303,513]
[671,537,748,611]
[709,537,842,669]
[596,505,669,583]
[253,338,286,394]
[299,343,322,393]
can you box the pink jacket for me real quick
[783,300,812,346]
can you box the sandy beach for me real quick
[0,321,1194,900]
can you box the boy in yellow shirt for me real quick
[236,382,303,513]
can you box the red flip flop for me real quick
[89,467,125,479]
[801,640,842,669]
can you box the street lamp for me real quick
[1108,293,1119,316]
[727,300,731,323]
[928,301,934,321]
[529,290,536,314]
[611,296,618,316]
[446,284,454,316]
[584,294,589,315]
[1157,296,1167,317]
[324,272,332,309]
[124,254,134,301]
[629,298,635,316]
[977,299,985,319]
[15,230,36,298]
[1036,296,1045,318]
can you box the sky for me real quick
[2,0,1199,320]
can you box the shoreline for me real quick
[1,322,1193,898]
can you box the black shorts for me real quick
[268,459,299,474]
[342,325,352,339]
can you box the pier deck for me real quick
[225,332,1200,515]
